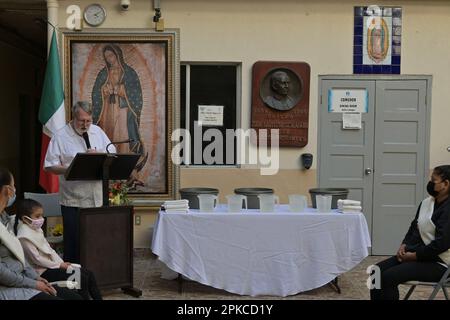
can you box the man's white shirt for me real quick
[44,123,116,208]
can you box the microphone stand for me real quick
[106,139,135,153]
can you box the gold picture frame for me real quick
[62,29,180,206]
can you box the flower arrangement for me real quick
[109,181,131,205]
[48,224,63,245]
[51,224,63,237]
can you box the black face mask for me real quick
[427,181,439,197]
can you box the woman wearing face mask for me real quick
[0,167,82,300]
[14,199,102,300]
[370,165,450,300]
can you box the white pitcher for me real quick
[197,194,218,212]
[257,194,279,212]
[288,194,307,212]
[226,194,247,212]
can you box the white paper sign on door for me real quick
[342,112,362,129]
[198,105,224,126]
[328,89,368,113]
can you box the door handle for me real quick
[365,168,373,175]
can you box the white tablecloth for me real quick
[151,205,371,297]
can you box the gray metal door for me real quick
[372,80,428,255]
[319,76,430,255]
[319,80,376,234]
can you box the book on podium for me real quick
[64,152,142,297]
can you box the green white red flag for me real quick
[38,30,65,193]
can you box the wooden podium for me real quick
[65,152,142,297]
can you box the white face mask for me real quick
[24,216,45,230]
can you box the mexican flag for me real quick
[38,30,66,193]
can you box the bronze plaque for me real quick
[251,61,310,147]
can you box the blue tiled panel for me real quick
[381,65,392,74]
[393,7,402,17]
[392,45,402,56]
[354,26,363,35]
[354,35,363,45]
[353,65,363,74]
[393,17,402,26]
[362,65,372,73]
[392,65,401,74]
[354,6,364,16]
[372,65,382,74]
[353,6,402,74]
[354,16,363,26]
[392,35,401,45]
[391,55,401,65]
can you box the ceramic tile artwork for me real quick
[353,6,402,74]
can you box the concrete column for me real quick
[47,0,59,54]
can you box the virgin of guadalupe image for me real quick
[92,44,148,185]
[367,17,389,63]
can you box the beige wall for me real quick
[56,0,450,247]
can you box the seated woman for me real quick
[0,167,82,300]
[14,198,102,300]
[370,165,450,300]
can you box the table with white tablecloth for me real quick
[151,205,371,297]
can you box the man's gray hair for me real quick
[72,101,93,116]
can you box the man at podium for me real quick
[44,101,116,263]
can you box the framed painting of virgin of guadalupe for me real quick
[62,30,180,205]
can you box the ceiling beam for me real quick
[0,23,45,59]
[0,2,46,13]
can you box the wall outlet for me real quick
[135,215,141,225]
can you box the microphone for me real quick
[82,132,91,150]
[106,139,135,153]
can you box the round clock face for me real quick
[84,4,106,27]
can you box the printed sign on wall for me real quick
[198,105,224,126]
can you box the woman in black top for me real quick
[370,165,450,300]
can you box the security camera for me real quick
[120,0,130,10]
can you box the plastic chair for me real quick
[23,192,61,217]
[23,192,62,241]
[403,263,450,300]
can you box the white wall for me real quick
[58,0,450,169]
[56,0,450,247]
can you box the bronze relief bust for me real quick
[260,68,302,111]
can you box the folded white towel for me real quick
[164,209,189,214]
[163,204,189,210]
[164,200,189,205]
[337,199,361,206]
[339,205,362,211]
[338,206,362,213]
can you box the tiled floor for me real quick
[102,250,447,300]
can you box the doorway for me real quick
[0,1,47,197]
[318,75,431,255]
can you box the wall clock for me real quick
[84,4,106,27]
